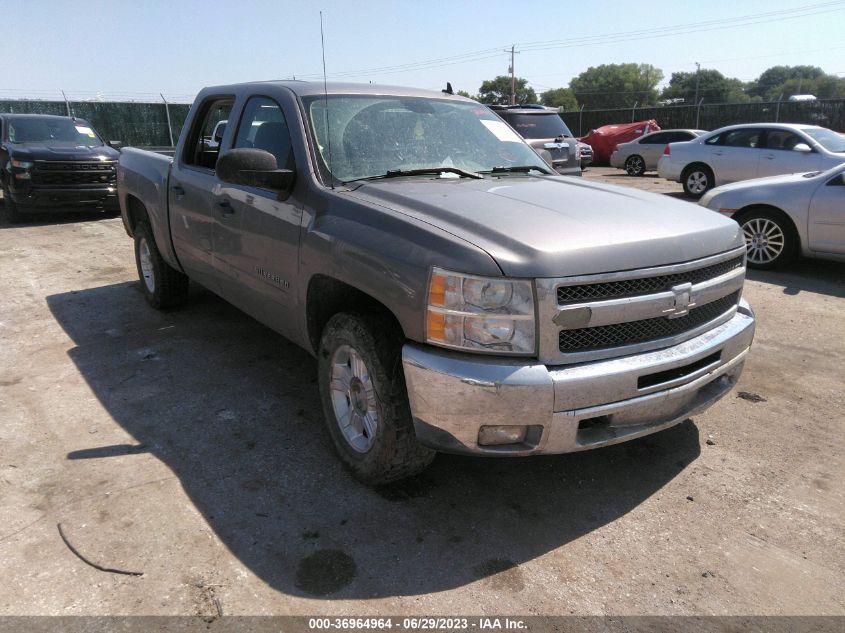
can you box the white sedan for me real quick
[658,123,845,198]
[610,129,706,176]
[699,163,845,269]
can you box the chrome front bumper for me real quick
[402,300,755,455]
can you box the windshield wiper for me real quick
[347,167,483,183]
[486,165,552,175]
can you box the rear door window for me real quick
[183,97,234,170]
[640,132,668,144]
[721,128,762,148]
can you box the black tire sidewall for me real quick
[133,222,164,307]
[317,312,431,483]
[2,183,23,223]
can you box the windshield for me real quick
[6,117,103,147]
[304,96,548,183]
[504,113,574,139]
[802,127,845,153]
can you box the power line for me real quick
[292,1,845,80]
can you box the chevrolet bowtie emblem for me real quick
[667,282,695,319]
[553,306,592,329]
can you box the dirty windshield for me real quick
[305,95,548,183]
[6,117,103,147]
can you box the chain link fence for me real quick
[562,98,845,137]
[0,99,191,147]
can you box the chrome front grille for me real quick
[557,255,744,304]
[558,291,740,353]
[536,247,747,365]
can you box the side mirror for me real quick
[537,148,555,167]
[793,143,812,153]
[108,140,123,150]
[216,148,294,192]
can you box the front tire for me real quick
[735,208,797,270]
[2,184,24,223]
[133,221,189,309]
[682,164,714,198]
[625,154,646,176]
[317,312,435,485]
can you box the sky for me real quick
[3,0,845,103]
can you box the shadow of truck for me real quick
[47,281,701,599]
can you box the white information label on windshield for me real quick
[75,125,96,138]
[480,119,522,143]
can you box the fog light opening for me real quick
[578,415,611,431]
[478,425,528,446]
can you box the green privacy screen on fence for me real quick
[562,98,845,137]
[0,100,192,147]
[3,97,844,146]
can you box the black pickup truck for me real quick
[1,113,121,222]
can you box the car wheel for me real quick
[625,155,646,176]
[736,209,797,270]
[1,183,24,223]
[133,221,189,309]
[318,312,435,485]
[682,164,714,198]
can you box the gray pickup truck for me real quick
[117,81,755,484]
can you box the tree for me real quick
[455,89,474,99]
[477,76,537,105]
[748,65,829,100]
[540,87,578,111]
[569,63,663,109]
[661,69,749,104]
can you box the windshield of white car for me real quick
[6,117,103,147]
[802,127,845,153]
[304,95,549,184]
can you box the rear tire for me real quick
[133,221,189,309]
[682,164,714,198]
[734,208,798,270]
[625,154,646,176]
[2,184,24,223]
[317,312,435,485]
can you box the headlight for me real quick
[426,267,536,355]
[11,159,34,169]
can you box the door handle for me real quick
[171,184,185,195]
[713,151,724,156]
[763,154,776,160]
[216,200,235,216]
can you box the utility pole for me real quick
[693,62,701,106]
[504,45,520,105]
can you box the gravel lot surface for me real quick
[1,168,843,616]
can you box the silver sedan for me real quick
[610,129,706,176]
[699,164,845,269]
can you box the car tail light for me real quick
[663,144,671,155]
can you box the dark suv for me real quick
[1,114,121,222]
[489,105,581,176]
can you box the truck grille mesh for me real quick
[32,161,117,186]
[557,256,744,304]
[558,291,740,353]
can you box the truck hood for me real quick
[8,143,119,162]
[346,175,743,277]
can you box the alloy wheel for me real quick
[742,217,785,265]
[138,237,156,293]
[329,345,379,453]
